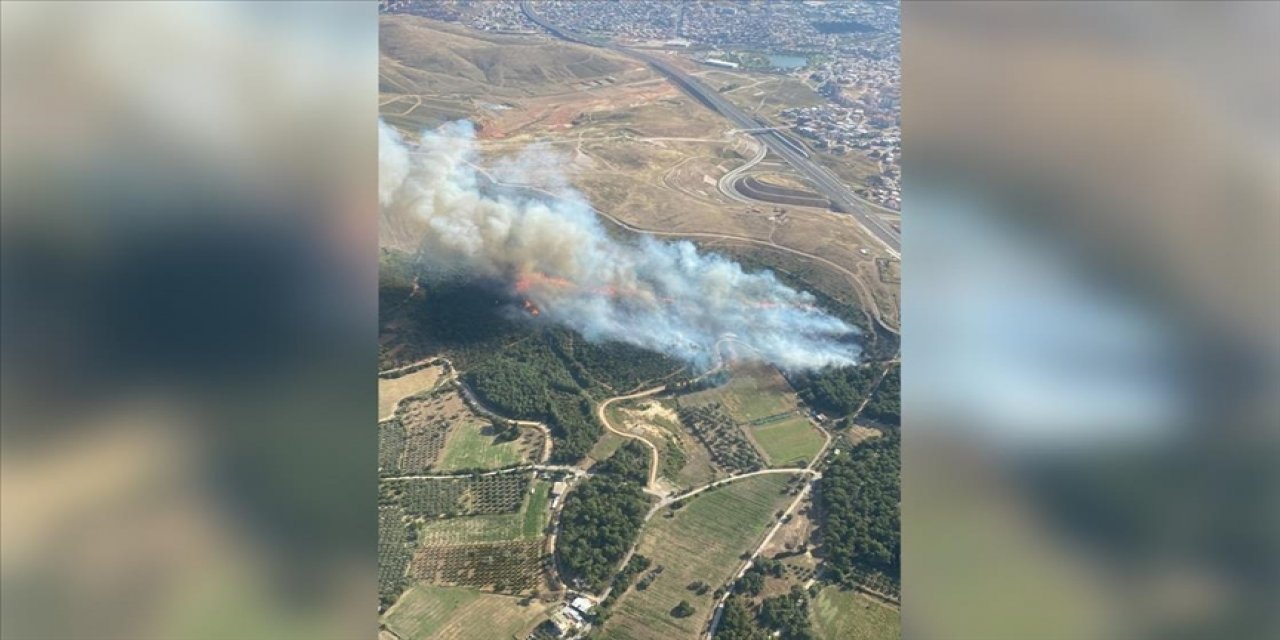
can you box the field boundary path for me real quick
[702,419,834,639]
[596,466,819,603]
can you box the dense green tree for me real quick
[555,446,651,590]
[817,432,900,583]
[714,596,768,640]
[758,586,814,640]
[791,361,899,425]
[862,363,900,425]
[735,570,764,596]
[792,364,879,416]
[466,357,549,419]
[671,600,696,618]
[592,440,652,485]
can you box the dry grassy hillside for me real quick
[377,16,900,333]
[380,16,638,98]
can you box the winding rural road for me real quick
[593,335,755,495]
[596,384,669,491]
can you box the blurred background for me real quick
[903,2,1279,639]
[1,2,376,639]
[2,1,1276,639]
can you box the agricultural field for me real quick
[379,506,414,608]
[600,473,797,640]
[416,481,551,545]
[715,363,802,424]
[382,389,457,474]
[748,415,826,467]
[379,364,443,419]
[675,403,766,475]
[383,584,551,640]
[381,384,541,476]
[409,539,545,594]
[675,363,824,469]
[388,478,551,596]
[436,419,543,472]
[812,586,901,640]
[665,423,717,489]
[382,471,533,518]
[379,419,407,476]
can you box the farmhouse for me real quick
[570,595,595,615]
[546,605,585,637]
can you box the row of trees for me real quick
[555,443,652,590]
[816,432,900,584]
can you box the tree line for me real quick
[816,431,900,585]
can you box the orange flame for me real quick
[513,270,814,313]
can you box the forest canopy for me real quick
[817,432,900,584]
[555,444,652,590]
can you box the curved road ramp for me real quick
[735,175,830,209]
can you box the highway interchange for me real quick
[520,1,902,256]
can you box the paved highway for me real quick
[520,1,901,255]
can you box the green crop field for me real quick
[683,363,799,424]
[601,473,797,640]
[436,420,533,471]
[749,416,825,466]
[384,584,548,640]
[416,481,551,545]
[812,587,901,640]
[521,480,551,538]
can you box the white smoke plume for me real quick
[379,120,860,371]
